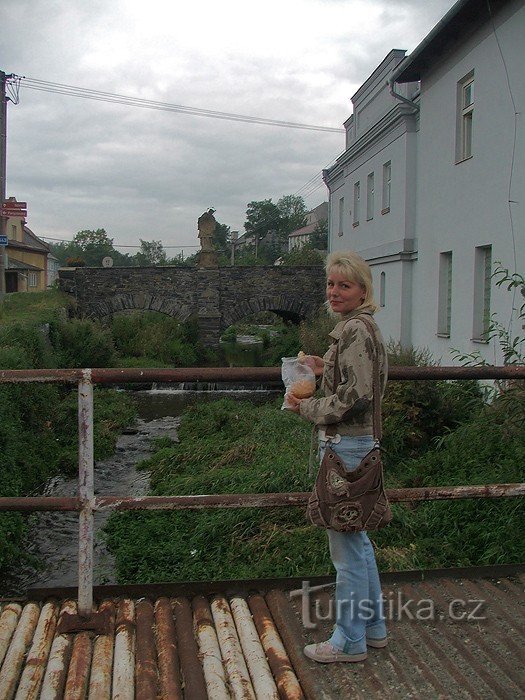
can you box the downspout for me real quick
[388,78,420,112]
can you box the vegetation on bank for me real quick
[0,293,137,581]
[105,376,524,584]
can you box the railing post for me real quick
[78,369,94,617]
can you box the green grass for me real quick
[105,392,525,584]
[0,289,75,325]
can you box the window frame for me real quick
[472,245,492,342]
[456,72,474,163]
[353,181,360,228]
[437,251,453,337]
[338,196,345,237]
[381,161,391,214]
[366,172,374,221]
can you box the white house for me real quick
[288,202,328,251]
[324,0,524,365]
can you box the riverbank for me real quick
[105,393,525,584]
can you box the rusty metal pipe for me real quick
[0,364,524,384]
[154,597,183,700]
[78,372,94,618]
[1,484,524,515]
[92,483,525,511]
[135,598,158,700]
[0,497,81,512]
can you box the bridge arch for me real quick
[221,294,312,330]
[87,293,193,324]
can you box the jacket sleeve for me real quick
[298,320,374,426]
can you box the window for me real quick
[353,182,360,227]
[28,272,38,288]
[379,272,386,307]
[472,245,492,341]
[338,197,344,236]
[457,73,474,162]
[11,224,16,237]
[437,252,452,336]
[382,161,391,214]
[366,173,374,220]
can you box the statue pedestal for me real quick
[197,250,219,269]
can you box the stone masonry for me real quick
[59,266,326,347]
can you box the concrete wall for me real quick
[412,0,525,363]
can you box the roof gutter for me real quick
[387,78,420,113]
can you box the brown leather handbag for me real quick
[306,315,392,533]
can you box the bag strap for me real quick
[328,314,382,442]
[357,315,382,443]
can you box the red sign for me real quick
[2,201,27,209]
[2,209,27,218]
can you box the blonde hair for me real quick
[325,250,379,314]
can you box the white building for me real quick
[288,202,328,251]
[324,0,524,364]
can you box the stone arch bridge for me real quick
[58,266,325,346]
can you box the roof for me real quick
[23,226,50,253]
[392,0,511,83]
[1,564,523,698]
[289,223,318,239]
[6,257,43,271]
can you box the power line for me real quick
[40,235,198,249]
[21,77,345,134]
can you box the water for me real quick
[6,387,280,595]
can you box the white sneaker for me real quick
[304,640,367,663]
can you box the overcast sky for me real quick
[2,0,455,256]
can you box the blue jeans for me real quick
[319,434,386,654]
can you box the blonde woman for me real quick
[286,250,388,663]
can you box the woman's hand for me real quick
[284,393,302,413]
[301,355,325,377]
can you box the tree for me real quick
[310,219,328,250]
[244,199,281,238]
[134,239,168,266]
[280,244,324,266]
[213,222,231,254]
[277,195,307,234]
[73,229,115,266]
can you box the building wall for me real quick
[412,0,524,363]
[326,0,523,364]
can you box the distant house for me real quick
[3,201,50,292]
[47,254,60,287]
[323,0,524,364]
[288,202,328,251]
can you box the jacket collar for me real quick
[328,306,375,341]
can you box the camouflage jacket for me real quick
[299,309,388,437]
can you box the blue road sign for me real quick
[0,235,8,245]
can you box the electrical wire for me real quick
[486,0,520,342]
[20,76,344,134]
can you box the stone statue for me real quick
[197,208,218,268]
[197,208,216,253]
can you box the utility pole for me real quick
[0,71,9,297]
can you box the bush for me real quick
[110,312,199,366]
[50,319,115,368]
[0,324,52,368]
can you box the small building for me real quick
[288,202,328,252]
[324,0,524,364]
[3,200,50,292]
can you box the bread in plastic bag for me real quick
[281,355,316,409]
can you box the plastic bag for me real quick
[281,355,316,409]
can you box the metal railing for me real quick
[1,365,524,619]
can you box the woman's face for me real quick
[326,269,365,315]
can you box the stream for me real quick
[7,386,279,595]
